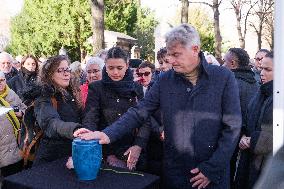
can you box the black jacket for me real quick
[83,68,150,161]
[232,68,259,127]
[8,69,38,104]
[235,81,273,189]
[5,67,18,82]
[33,85,82,166]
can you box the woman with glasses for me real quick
[136,61,155,95]
[0,71,27,177]
[8,55,39,105]
[80,57,104,106]
[32,55,87,167]
[82,47,150,170]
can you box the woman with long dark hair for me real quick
[8,55,39,105]
[83,47,150,170]
[33,55,88,166]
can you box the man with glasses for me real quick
[0,52,18,82]
[253,49,270,84]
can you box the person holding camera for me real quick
[0,71,27,177]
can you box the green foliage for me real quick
[9,0,92,62]
[105,0,158,61]
[171,5,215,55]
[105,0,138,36]
[9,0,158,61]
[187,6,215,55]
[134,7,158,61]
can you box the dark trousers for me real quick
[0,159,23,177]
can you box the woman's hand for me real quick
[106,155,127,168]
[239,135,251,150]
[15,111,23,118]
[73,128,91,138]
[160,131,165,141]
[124,145,142,170]
[66,156,74,169]
[79,131,110,144]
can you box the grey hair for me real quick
[0,52,13,63]
[96,49,108,58]
[165,23,201,48]
[85,56,105,70]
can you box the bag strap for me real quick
[21,97,58,167]
[51,97,58,109]
[21,130,43,166]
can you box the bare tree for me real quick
[263,5,274,49]
[188,0,223,61]
[181,0,189,23]
[90,0,105,55]
[249,0,274,50]
[230,0,256,49]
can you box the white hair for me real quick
[70,61,82,73]
[165,23,201,49]
[0,52,13,63]
[205,54,220,66]
[0,71,5,78]
[85,56,105,70]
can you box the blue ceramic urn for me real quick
[72,138,102,180]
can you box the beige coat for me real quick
[0,89,27,168]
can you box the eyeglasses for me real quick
[136,71,151,77]
[254,57,263,62]
[0,62,11,65]
[87,69,100,74]
[57,67,72,74]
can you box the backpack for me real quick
[18,97,57,167]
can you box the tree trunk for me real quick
[181,0,189,23]
[90,0,104,55]
[258,23,262,50]
[233,1,245,49]
[212,0,222,61]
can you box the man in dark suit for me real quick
[76,24,242,189]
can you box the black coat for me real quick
[33,86,82,166]
[103,53,242,189]
[5,67,18,82]
[83,80,150,162]
[235,81,273,189]
[8,69,38,104]
[230,69,259,186]
[232,68,259,127]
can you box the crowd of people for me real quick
[0,23,274,189]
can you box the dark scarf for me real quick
[101,67,136,98]
[21,67,37,82]
[245,80,273,135]
[232,68,257,84]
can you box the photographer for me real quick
[0,71,27,177]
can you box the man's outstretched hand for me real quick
[79,131,111,144]
[73,128,91,138]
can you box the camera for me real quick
[13,106,19,112]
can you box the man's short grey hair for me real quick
[85,56,105,70]
[165,23,201,48]
[0,52,13,63]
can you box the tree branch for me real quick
[188,1,213,8]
